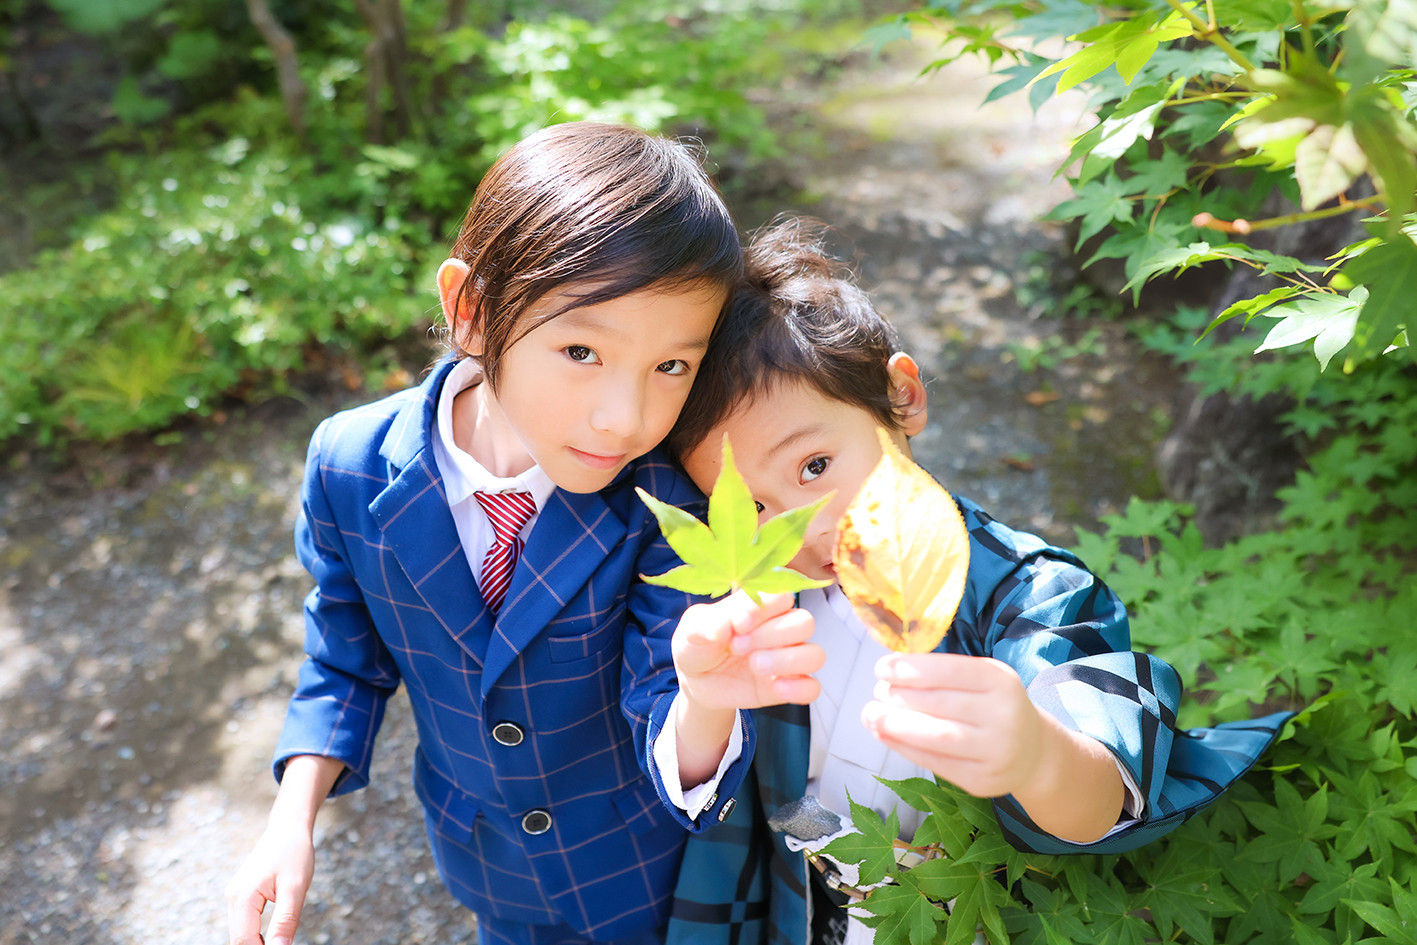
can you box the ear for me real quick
[887,352,928,437]
[437,258,483,354]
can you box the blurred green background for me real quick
[0,0,876,448]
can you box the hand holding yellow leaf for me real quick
[832,429,970,653]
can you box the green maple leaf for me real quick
[637,435,832,603]
[942,862,1016,945]
[1048,174,1136,245]
[878,776,975,857]
[822,794,903,887]
[851,876,948,945]
[1341,235,1417,365]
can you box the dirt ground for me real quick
[1,46,1179,945]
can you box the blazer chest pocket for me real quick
[544,602,626,664]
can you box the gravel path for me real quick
[1,45,1175,945]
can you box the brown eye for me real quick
[802,456,829,482]
[565,345,598,363]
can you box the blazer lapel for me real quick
[480,484,628,697]
[368,361,498,663]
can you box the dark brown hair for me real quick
[444,121,742,389]
[666,216,902,461]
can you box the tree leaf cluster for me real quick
[885,0,1416,374]
[819,355,1417,943]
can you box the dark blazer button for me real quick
[492,722,524,746]
[521,809,552,835]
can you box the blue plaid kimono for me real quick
[665,498,1292,945]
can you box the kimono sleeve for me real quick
[959,505,1288,854]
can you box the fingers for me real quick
[874,652,1012,691]
[226,884,269,945]
[737,606,822,679]
[264,877,307,945]
[870,677,983,726]
[861,700,1000,794]
[871,655,1032,738]
[768,672,822,705]
[862,699,969,754]
[724,590,795,637]
[730,604,814,655]
[676,590,795,654]
[863,675,1047,798]
[749,639,825,679]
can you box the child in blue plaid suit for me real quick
[226,124,822,945]
[659,217,1292,945]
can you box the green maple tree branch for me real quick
[1164,0,1255,72]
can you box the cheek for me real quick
[647,386,693,435]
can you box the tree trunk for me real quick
[244,0,308,142]
[442,0,469,31]
[353,0,416,143]
[427,0,472,122]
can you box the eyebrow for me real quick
[555,308,710,353]
[765,424,827,458]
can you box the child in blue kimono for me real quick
[225,123,822,945]
[659,217,1293,945]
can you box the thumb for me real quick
[675,603,733,675]
[264,878,307,945]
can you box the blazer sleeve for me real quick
[953,499,1289,855]
[621,454,755,831]
[272,418,402,796]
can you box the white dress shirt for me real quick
[430,358,556,590]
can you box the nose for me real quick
[791,515,835,572]
[589,375,647,439]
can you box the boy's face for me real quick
[680,360,925,582]
[442,261,725,492]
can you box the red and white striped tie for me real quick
[474,491,537,613]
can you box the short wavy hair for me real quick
[666,216,903,462]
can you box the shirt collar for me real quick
[434,358,556,509]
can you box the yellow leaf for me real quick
[832,429,970,653]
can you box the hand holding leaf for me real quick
[833,429,970,653]
[638,435,831,603]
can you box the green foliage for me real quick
[47,0,165,34]
[437,9,782,170]
[825,358,1417,943]
[832,4,1417,941]
[884,0,1417,372]
[3,0,851,447]
[638,437,831,603]
[0,138,431,444]
[1005,327,1104,373]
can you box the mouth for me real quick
[569,447,627,470]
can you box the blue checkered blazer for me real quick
[666,498,1292,945]
[273,358,751,940]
